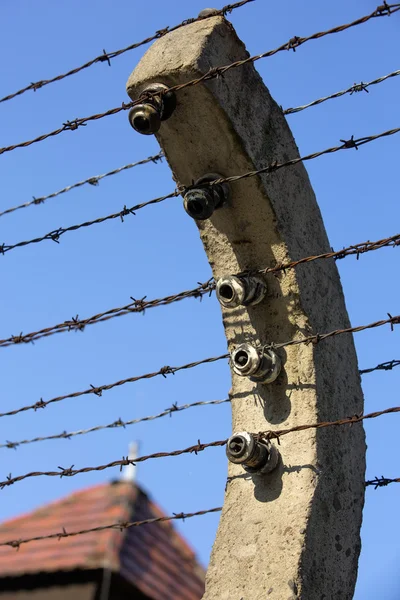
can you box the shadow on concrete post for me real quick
[126,14,366,600]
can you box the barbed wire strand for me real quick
[1,126,399,256]
[365,476,400,489]
[0,188,180,255]
[1,472,398,548]
[0,507,224,550]
[3,65,398,223]
[1,399,230,450]
[2,233,398,348]
[2,402,400,490]
[2,355,398,449]
[0,354,229,419]
[0,0,254,104]
[359,359,400,375]
[0,152,163,218]
[0,3,398,156]
[1,313,398,421]
[0,279,216,348]
[3,66,398,222]
[284,68,400,114]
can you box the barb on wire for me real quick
[4,66,398,221]
[1,126,399,256]
[0,354,229,419]
[0,472,397,548]
[0,399,230,450]
[0,3,398,156]
[0,188,180,255]
[360,359,400,375]
[1,233,399,348]
[284,68,400,114]
[2,401,400,490]
[1,350,398,450]
[0,0,254,104]
[0,439,229,489]
[365,476,400,489]
[251,233,400,277]
[257,404,400,443]
[0,507,223,549]
[1,312,398,421]
[0,279,216,347]
[1,354,396,450]
[268,313,400,352]
[0,152,163,218]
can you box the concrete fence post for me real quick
[126,14,366,600]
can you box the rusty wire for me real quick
[0,189,180,255]
[252,233,400,277]
[1,352,398,451]
[359,359,400,375]
[0,152,163,219]
[3,66,398,223]
[0,354,229,419]
[0,3,398,156]
[1,473,399,548]
[268,313,400,352]
[284,68,400,114]
[1,399,230,450]
[2,354,398,450]
[0,279,216,348]
[0,0,254,104]
[1,126,399,256]
[3,232,399,348]
[0,472,397,549]
[0,507,224,549]
[1,312,398,420]
[2,402,400,490]
[365,476,400,489]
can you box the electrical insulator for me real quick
[128,83,176,135]
[226,431,279,474]
[231,343,281,384]
[216,274,267,308]
[183,173,230,220]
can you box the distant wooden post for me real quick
[126,14,366,600]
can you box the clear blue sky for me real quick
[0,1,399,597]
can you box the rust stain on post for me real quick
[126,15,365,600]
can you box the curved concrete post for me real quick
[126,16,366,600]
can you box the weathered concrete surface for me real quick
[127,17,366,600]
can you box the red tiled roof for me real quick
[0,481,205,600]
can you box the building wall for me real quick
[0,582,96,600]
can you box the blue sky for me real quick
[0,1,399,598]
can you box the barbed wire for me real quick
[365,476,400,489]
[359,359,400,375]
[1,399,230,450]
[0,279,215,348]
[0,3,398,156]
[0,0,254,104]
[0,189,180,255]
[3,65,397,223]
[0,507,224,550]
[250,233,400,277]
[1,472,398,548]
[3,232,399,348]
[0,354,229,419]
[1,126,399,256]
[268,313,399,352]
[0,152,163,219]
[2,402,400,490]
[1,313,398,420]
[284,68,400,114]
[2,355,397,449]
